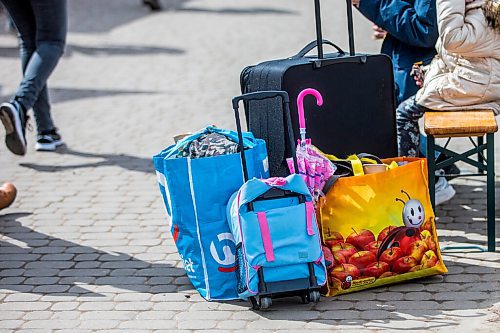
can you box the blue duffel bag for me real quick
[153,126,269,300]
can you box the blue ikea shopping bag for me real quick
[153,126,269,300]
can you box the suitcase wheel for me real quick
[250,296,272,310]
[259,297,272,310]
[308,290,321,303]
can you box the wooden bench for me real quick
[424,111,498,252]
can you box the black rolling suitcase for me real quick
[240,0,397,176]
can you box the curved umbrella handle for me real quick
[297,88,323,142]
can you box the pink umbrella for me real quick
[287,88,336,198]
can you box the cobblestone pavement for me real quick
[0,0,499,332]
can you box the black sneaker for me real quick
[435,154,461,181]
[0,101,27,156]
[36,128,63,151]
[143,0,161,11]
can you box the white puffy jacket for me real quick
[416,0,500,114]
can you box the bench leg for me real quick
[478,136,484,174]
[427,135,436,210]
[487,133,495,252]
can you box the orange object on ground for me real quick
[0,182,17,210]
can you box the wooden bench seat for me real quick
[424,111,498,137]
[423,109,498,252]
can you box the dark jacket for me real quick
[358,0,439,104]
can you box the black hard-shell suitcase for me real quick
[240,0,397,176]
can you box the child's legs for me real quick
[396,96,429,157]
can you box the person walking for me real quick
[0,0,67,155]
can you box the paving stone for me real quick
[319,310,361,320]
[23,312,53,320]
[114,302,154,311]
[177,320,218,330]
[33,285,71,293]
[119,320,177,330]
[215,320,248,330]
[152,302,191,311]
[50,302,80,311]
[376,292,404,301]
[4,293,42,302]
[0,320,23,329]
[58,269,110,277]
[0,269,25,277]
[78,320,120,330]
[78,302,116,311]
[25,261,74,269]
[1,276,26,284]
[135,311,175,320]
[79,311,137,320]
[40,254,75,261]
[434,291,490,301]
[0,302,52,311]
[74,254,100,261]
[0,261,26,269]
[75,261,101,269]
[0,311,24,320]
[113,293,152,302]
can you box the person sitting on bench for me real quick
[396,0,500,204]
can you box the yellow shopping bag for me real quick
[318,157,447,296]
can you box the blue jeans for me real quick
[1,0,67,133]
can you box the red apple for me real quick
[329,276,342,289]
[364,240,382,256]
[348,251,377,270]
[421,250,438,268]
[420,230,437,252]
[322,246,334,269]
[330,263,361,281]
[392,256,418,274]
[333,252,347,265]
[379,247,404,268]
[379,271,398,278]
[406,240,428,262]
[324,231,344,248]
[398,234,421,254]
[377,225,399,242]
[409,264,423,272]
[364,261,390,278]
[346,229,375,250]
[331,242,358,261]
[419,220,433,233]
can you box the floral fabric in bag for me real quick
[318,157,447,296]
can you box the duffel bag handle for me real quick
[292,39,345,59]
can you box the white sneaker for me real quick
[435,177,456,206]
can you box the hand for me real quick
[410,63,424,87]
[372,25,387,39]
[352,0,360,7]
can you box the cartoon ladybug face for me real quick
[341,275,353,290]
[402,199,425,228]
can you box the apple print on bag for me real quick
[318,157,448,296]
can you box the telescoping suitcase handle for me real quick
[314,0,355,57]
[232,91,299,182]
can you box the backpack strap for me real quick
[257,212,275,262]
[306,201,316,236]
